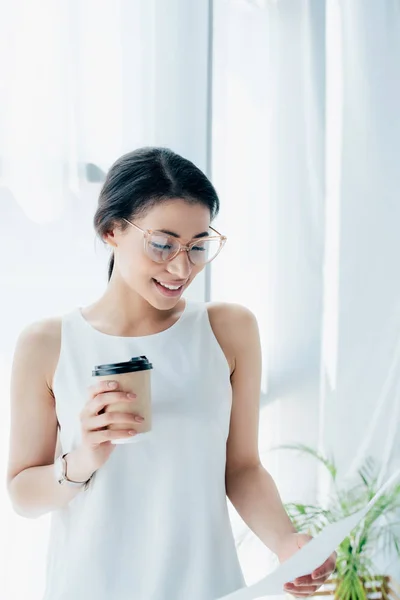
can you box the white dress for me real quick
[43,298,246,600]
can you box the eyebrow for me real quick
[158,229,210,239]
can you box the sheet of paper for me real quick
[217,468,400,600]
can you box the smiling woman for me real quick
[88,148,226,319]
[6,145,336,600]
[7,141,334,600]
[6,147,250,600]
[93,147,222,283]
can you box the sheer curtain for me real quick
[321,0,400,580]
[212,0,326,586]
[212,0,400,587]
[2,1,400,598]
[0,1,211,598]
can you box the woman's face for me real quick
[108,199,212,309]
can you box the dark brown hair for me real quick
[93,147,220,281]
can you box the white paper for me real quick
[218,468,400,600]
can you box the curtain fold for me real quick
[321,0,400,580]
[1,2,211,598]
[212,0,400,587]
[212,0,326,589]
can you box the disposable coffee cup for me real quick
[92,356,153,445]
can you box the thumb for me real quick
[295,532,313,549]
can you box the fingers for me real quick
[88,428,139,445]
[88,411,144,431]
[284,583,319,597]
[312,553,337,579]
[80,380,141,445]
[84,380,137,419]
[286,590,317,597]
[292,575,326,586]
[284,551,337,597]
[284,571,334,597]
[88,378,120,400]
[93,392,136,417]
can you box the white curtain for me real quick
[2,1,400,598]
[321,0,400,580]
[0,1,211,599]
[212,0,400,588]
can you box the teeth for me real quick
[156,281,182,290]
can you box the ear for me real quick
[103,228,118,248]
[103,218,126,247]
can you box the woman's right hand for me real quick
[74,379,142,476]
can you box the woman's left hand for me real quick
[277,532,337,597]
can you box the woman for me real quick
[7,147,335,599]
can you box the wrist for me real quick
[276,531,309,563]
[271,525,299,558]
[64,449,96,483]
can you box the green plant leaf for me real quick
[357,456,379,493]
[275,444,400,589]
[269,443,338,481]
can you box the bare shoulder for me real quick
[207,302,257,326]
[206,302,259,375]
[14,317,62,394]
[17,316,62,352]
[8,317,63,485]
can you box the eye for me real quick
[150,241,173,251]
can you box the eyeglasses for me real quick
[122,218,227,266]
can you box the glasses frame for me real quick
[122,218,227,265]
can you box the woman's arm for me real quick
[209,303,297,555]
[6,320,94,519]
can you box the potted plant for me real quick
[270,444,400,599]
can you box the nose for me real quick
[166,249,192,280]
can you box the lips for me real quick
[154,279,187,289]
[152,278,186,297]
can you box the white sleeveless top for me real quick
[43,299,246,600]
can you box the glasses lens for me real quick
[147,233,179,262]
[189,239,222,265]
